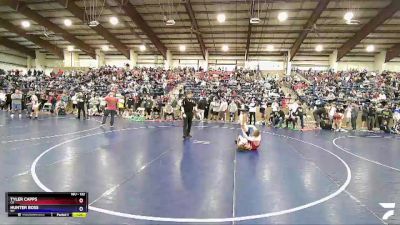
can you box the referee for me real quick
[181,91,196,138]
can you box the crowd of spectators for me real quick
[0,66,183,119]
[289,68,400,133]
[182,69,284,124]
[0,66,285,125]
[1,65,399,134]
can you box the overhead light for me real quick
[217,13,226,23]
[266,44,274,51]
[366,45,375,52]
[21,20,30,28]
[88,20,99,27]
[67,45,74,52]
[315,44,323,52]
[346,19,360,25]
[250,17,261,24]
[64,19,72,27]
[344,11,354,21]
[165,19,175,26]
[179,45,186,52]
[222,44,229,52]
[102,45,109,51]
[139,45,146,51]
[278,12,288,22]
[109,16,119,25]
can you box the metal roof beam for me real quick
[116,0,167,59]
[244,0,255,61]
[3,0,96,58]
[0,36,35,58]
[385,43,400,62]
[289,0,330,61]
[183,0,206,59]
[337,0,400,61]
[55,0,130,58]
[0,18,64,59]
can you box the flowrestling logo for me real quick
[380,203,396,220]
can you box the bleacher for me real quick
[183,73,283,106]
[291,70,400,106]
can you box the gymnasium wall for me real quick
[77,54,165,67]
[292,55,377,71]
[292,55,330,70]
[0,47,27,71]
[337,56,375,71]
[383,57,400,71]
[1,50,400,73]
[172,55,204,69]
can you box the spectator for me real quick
[219,98,228,122]
[228,100,238,122]
[197,97,207,121]
[76,92,86,120]
[210,98,220,121]
[248,99,257,125]
[102,92,118,127]
[163,102,174,120]
[350,103,359,130]
[11,89,22,118]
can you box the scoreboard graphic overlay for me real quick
[6,192,88,217]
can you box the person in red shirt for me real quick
[101,92,118,127]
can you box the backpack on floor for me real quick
[320,120,332,130]
[58,108,66,116]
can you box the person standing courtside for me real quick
[11,89,23,118]
[181,91,196,139]
[102,92,118,127]
[350,102,359,130]
[76,92,86,120]
[197,97,207,121]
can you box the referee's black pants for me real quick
[77,103,86,119]
[183,113,193,137]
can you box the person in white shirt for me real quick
[0,91,6,110]
[30,94,39,119]
[248,99,257,125]
[271,100,279,112]
[228,100,238,122]
[344,104,352,128]
[219,98,228,122]
[289,101,299,113]
[394,106,400,122]
[327,92,336,101]
[163,102,174,120]
[378,92,387,101]
[210,98,220,121]
[328,104,336,122]
[71,93,78,112]
[259,100,267,125]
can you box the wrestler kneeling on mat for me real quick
[236,112,261,151]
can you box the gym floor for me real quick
[0,111,399,225]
